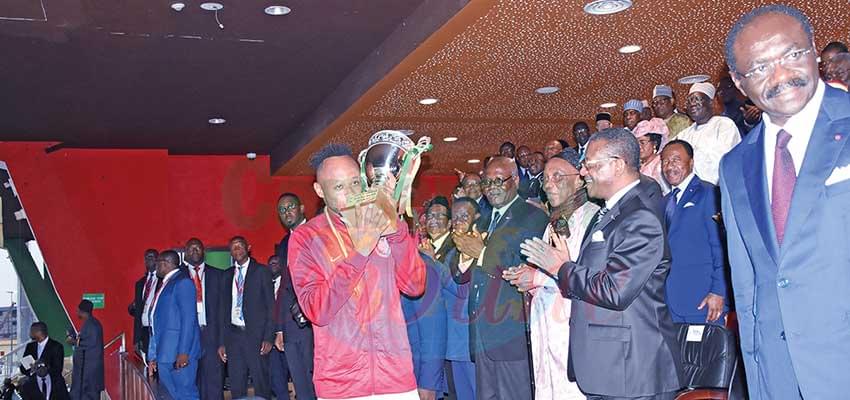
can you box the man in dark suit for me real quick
[128,249,158,358]
[460,174,492,219]
[517,128,682,399]
[516,145,532,186]
[20,322,64,380]
[451,156,548,400]
[660,140,729,324]
[68,300,103,400]
[18,361,70,400]
[573,121,592,161]
[183,238,225,400]
[218,236,275,400]
[721,5,850,398]
[518,152,545,202]
[148,250,201,400]
[273,193,316,400]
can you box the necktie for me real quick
[588,207,609,230]
[41,377,47,396]
[142,273,154,300]
[487,211,502,236]
[192,266,203,303]
[772,129,796,244]
[236,266,245,321]
[579,146,586,162]
[664,188,681,228]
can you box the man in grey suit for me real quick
[515,128,682,400]
[720,5,850,399]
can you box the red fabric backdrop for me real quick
[0,142,457,341]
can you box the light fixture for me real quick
[264,5,291,16]
[200,2,223,11]
[467,159,480,164]
[443,137,458,142]
[678,74,711,85]
[535,86,560,95]
[583,0,633,15]
[618,45,641,54]
[418,98,439,105]
[208,117,226,125]
[171,2,186,11]
[600,102,617,108]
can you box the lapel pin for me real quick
[835,134,843,141]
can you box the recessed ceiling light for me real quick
[583,0,633,15]
[171,2,186,11]
[418,98,439,105]
[535,86,560,95]
[618,45,641,54]
[600,102,617,108]
[443,137,458,142]
[208,117,226,125]
[678,74,711,85]
[200,2,224,11]
[467,159,480,164]
[264,5,291,16]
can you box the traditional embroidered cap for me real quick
[633,117,670,148]
[623,99,643,113]
[595,112,612,122]
[689,82,716,99]
[653,84,673,98]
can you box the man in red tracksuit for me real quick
[288,144,425,400]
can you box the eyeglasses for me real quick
[541,172,581,185]
[581,157,619,170]
[278,203,299,213]
[461,181,481,189]
[425,212,449,220]
[452,213,473,222]
[741,48,813,80]
[480,176,514,188]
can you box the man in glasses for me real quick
[450,156,548,400]
[721,5,850,399]
[460,174,492,218]
[514,128,682,400]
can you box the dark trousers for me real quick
[586,392,677,400]
[226,326,270,399]
[285,338,316,400]
[269,349,289,399]
[198,336,224,400]
[475,355,531,400]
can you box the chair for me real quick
[674,323,738,400]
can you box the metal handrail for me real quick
[104,332,126,352]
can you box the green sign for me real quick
[82,293,105,309]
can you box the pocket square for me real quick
[591,230,605,242]
[826,164,850,186]
[683,202,696,208]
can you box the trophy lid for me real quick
[367,130,416,152]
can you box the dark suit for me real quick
[452,197,548,400]
[149,270,201,400]
[181,264,226,400]
[70,317,104,400]
[718,84,850,399]
[20,338,64,379]
[273,232,316,400]
[220,260,275,399]
[19,374,70,400]
[518,173,545,202]
[557,181,682,398]
[663,176,729,324]
[475,197,492,221]
[128,272,156,355]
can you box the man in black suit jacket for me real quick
[20,323,64,379]
[273,193,316,400]
[217,236,275,400]
[461,174,492,219]
[182,238,225,400]
[517,128,682,400]
[127,249,158,357]
[19,361,70,400]
[452,157,549,400]
[518,152,546,202]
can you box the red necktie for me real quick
[772,129,796,245]
[192,266,203,303]
[142,273,153,300]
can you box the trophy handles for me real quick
[358,148,369,191]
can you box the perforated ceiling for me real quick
[279,0,850,175]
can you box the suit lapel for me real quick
[579,186,637,254]
[782,88,850,254]
[742,124,780,264]
[670,177,703,230]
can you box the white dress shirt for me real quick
[37,375,51,398]
[187,263,207,327]
[37,337,48,359]
[605,179,641,210]
[231,259,250,326]
[763,80,825,200]
[431,232,450,252]
[141,272,159,327]
[273,276,281,301]
[678,115,742,185]
[672,173,696,203]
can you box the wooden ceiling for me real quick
[276,0,850,175]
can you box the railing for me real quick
[103,332,156,400]
[0,341,30,379]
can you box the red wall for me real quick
[0,142,456,341]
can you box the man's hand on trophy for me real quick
[345,203,391,256]
[453,225,485,259]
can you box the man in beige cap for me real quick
[677,82,741,184]
[651,84,692,140]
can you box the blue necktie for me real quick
[664,188,681,228]
[487,211,502,236]
[236,266,245,321]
